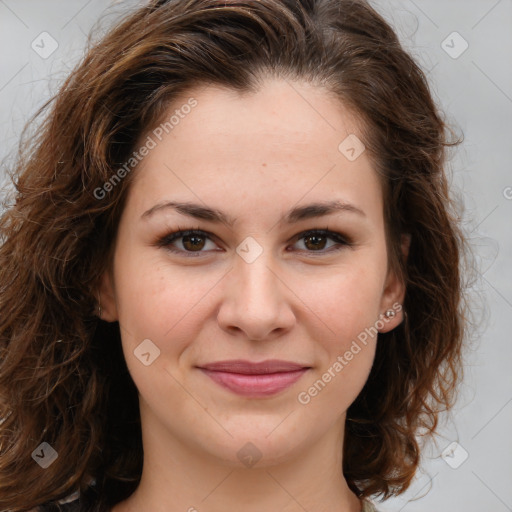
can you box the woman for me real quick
[0,0,469,511]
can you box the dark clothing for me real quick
[37,501,81,512]
[35,484,110,512]
[37,500,109,512]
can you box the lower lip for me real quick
[199,368,309,397]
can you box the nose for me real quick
[216,249,296,341]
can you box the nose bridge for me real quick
[234,243,282,310]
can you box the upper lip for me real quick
[198,359,310,374]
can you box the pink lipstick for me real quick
[198,359,310,397]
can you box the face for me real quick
[99,77,405,468]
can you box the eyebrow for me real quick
[141,199,366,225]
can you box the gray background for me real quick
[1,1,511,510]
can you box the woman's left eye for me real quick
[156,229,351,256]
[293,230,351,253]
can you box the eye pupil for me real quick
[183,234,205,251]
[304,234,327,250]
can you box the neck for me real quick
[112,399,362,512]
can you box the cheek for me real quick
[298,275,380,414]
[298,262,384,401]
[111,253,212,407]
[112,247,219,355]
[298,345,375,417]
[310,261,386,339]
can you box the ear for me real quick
[378,233,410,333]
[97,268,119,322]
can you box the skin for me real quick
[101,77,406,512]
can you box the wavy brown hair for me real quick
[0,0,470,510]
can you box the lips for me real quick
[199,359,308,374]
[197,359,310,397]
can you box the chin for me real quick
[196,424,312,470]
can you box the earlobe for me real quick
[96,270,118,322]
[378,274,405,333]
[378,301,404,333]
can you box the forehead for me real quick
[126,78,383,225]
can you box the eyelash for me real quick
[155,227,353,257]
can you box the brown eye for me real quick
[181,233,207,251]
[293,230,351,254]
[157,229,218,256]
[303,233,328,251]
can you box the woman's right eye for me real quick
[156,229,218,256]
